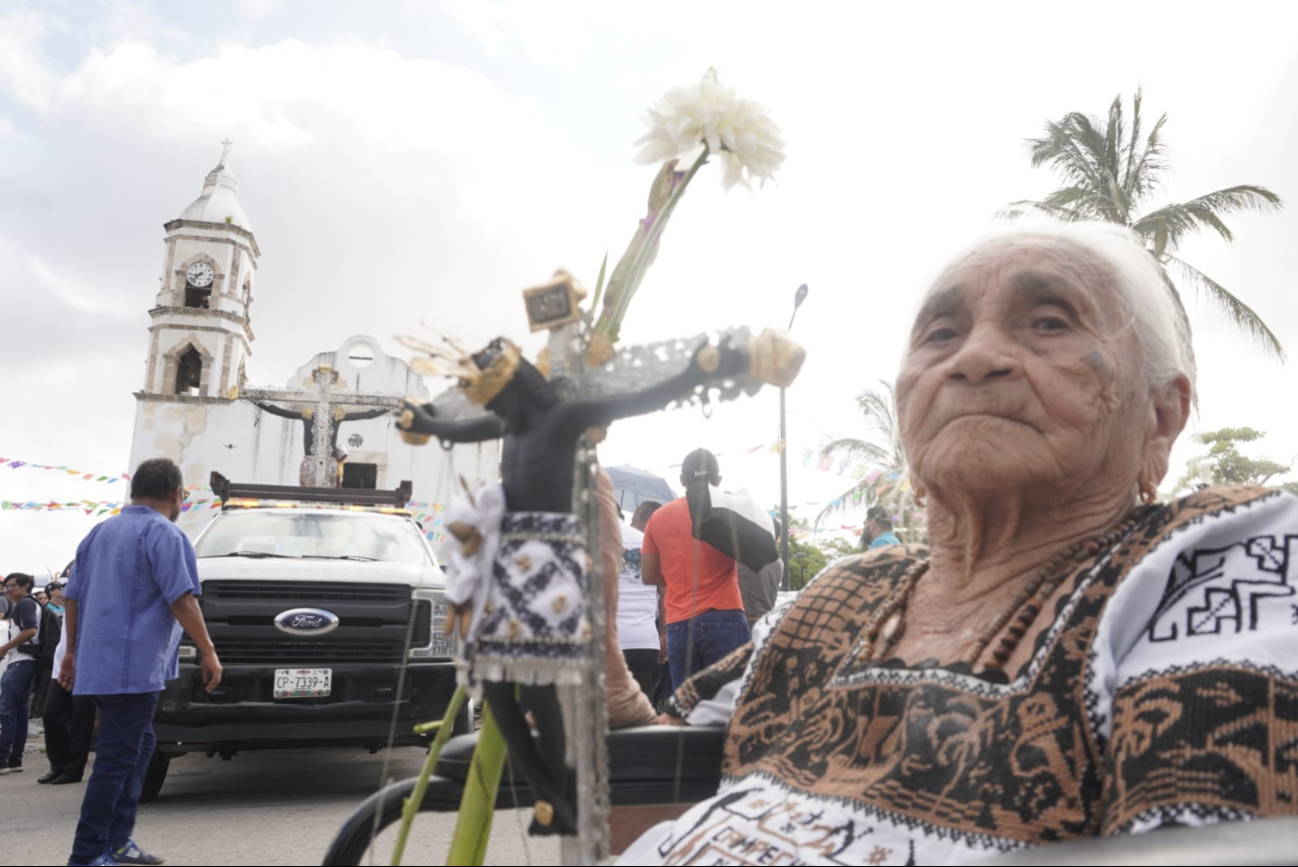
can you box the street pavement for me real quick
[0,737,560,866]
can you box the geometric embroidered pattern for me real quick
[719,486,1291,847]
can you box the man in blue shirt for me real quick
[61,458,223,867]
[863,505,901,549]
[0,572,42,774]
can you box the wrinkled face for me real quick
[898,238,1159,505]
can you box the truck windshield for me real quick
[195,510,433,567]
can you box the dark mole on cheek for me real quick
[1082,349,1114,382]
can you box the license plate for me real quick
[274,668,332,698]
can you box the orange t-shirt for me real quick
[642,497,741,624]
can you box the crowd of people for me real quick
[0,569,97,789]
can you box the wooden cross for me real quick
[235,365,403,487]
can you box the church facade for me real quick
[129,147,499,538]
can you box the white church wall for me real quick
[281,335,501,504]
[129,155,499,542]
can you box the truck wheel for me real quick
[139,750,171,803]
[451,697,475,736]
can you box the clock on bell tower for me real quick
[140,140,259,400]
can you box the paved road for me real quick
[1,738,560,866]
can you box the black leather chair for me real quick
[322,725,725,865]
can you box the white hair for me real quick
[914,217,1197,399]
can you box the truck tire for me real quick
[139,750,171,803]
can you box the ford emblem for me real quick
[274,608,340,637]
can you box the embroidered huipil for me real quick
[621,486,1298,865]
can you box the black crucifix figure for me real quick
[395,328,804,840]
[236,365,402,487]
[253,401,388,477]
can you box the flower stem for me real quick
[603,145,710,341]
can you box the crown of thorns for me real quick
[398,326,521,406]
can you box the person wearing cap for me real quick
[641,448,750,689]
[863,505,901,549]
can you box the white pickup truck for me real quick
[142,474,466,801]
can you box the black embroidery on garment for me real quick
[1147,534,1297,643]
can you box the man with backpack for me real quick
[0,572,43,774]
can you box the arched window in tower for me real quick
[176,347,203,395]
[184,261,215,309]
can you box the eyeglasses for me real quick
[182,489,191,502]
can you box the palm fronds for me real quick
[816,381,905,525]
[1133,185,1283,255]
[1164,255,1285,360]
[1007,89,1284,360]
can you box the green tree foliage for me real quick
[1006,89,1285,359]
[1175,427,1294,491]
[784,516,863,590]
[787,540,829,591]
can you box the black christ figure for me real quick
[254,401,389,459]
[396,332,803,837]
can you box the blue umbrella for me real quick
[605,465,677,513]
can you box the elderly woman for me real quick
[620,220,1298,864]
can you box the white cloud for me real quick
[0,7,60,110]
[14,37,553,157]
[28,254,137,318]
[437,0,604,68]
[239,0,282,18]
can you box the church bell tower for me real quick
[140,140,258,400]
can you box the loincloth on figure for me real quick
[462,511,591,689]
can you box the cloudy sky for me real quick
[2,0,1297,573]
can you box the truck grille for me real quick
[196,581,449,665]
[203,581,410,604]
[217,640,406,665]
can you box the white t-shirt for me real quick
[52,614,69,675]
[616,523,660,651]
[0,616,13,679]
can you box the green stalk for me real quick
[600,146,710,343]
[389,686,467,866]
[589,250,609,318]
[445,706,507,866]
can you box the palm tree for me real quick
[1004,88,1285,359]
[816,380,904,525]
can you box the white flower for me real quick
[633,68,785,191]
